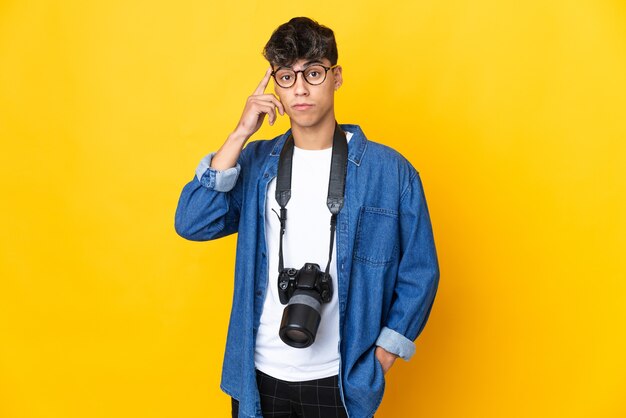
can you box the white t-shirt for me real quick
[254,132,352,382]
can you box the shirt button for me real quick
[264,173,269,178]
[262,252,266,258]
[256,290,263,296]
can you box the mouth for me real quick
[292,103,314,111]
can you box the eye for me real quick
[275,69,294,82]
[306,68,322,79]
[305,66,325,81]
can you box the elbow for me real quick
[175,221,211,242]
[433,264,441,287]
[174,180,224,241]
[174,211,225,242]
[174,214,196,240]
[174,210,208,241]
[429,261,440,293]
[175,222,191,240]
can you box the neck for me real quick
[291,116,336,150]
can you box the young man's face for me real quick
[272,58,343,130]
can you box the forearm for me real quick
[210,130,248,171]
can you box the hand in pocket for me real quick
[375,346,398,375]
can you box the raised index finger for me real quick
[253,67,273,95]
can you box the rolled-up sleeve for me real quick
[175,150,246,241]
[195,152,241,192]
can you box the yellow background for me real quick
[1,1,625,417]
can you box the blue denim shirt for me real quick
[175,124,439,418]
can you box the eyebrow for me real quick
[278,60,325,70]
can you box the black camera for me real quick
[277,263,333,348]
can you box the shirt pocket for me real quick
[354,206,400,266]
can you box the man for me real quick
[175,17,439,418]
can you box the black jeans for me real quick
[231,369,348,418]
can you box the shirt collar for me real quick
[269,124,367,166]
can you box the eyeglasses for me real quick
[271,64,339,88]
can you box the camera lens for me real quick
[279,290,322,348]
[284,328,309,344]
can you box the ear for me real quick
[333,65,343,90]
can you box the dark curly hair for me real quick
[263,17,338,67]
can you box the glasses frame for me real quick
[271,64,339,88]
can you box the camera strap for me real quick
[275,122,348,276]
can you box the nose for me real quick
[293,71,309,96]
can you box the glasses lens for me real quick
[274,69,296,87]
[304,65,326,85]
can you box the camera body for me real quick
[278,263,333,305]
[277,263,333,348]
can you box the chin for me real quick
[290,116,321,129]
